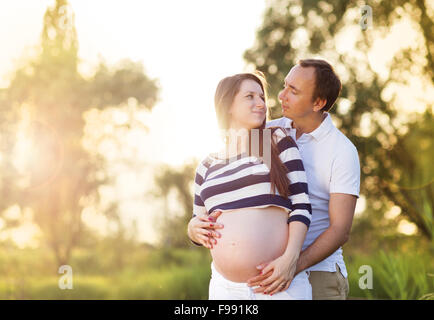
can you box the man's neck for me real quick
[292,112,327,140]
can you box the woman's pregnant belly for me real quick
[211,206,288,283]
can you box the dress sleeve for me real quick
[192,160,208,218]
[190,158,209,247]
[273,127,312,228]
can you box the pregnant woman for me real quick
[187,72,312,300]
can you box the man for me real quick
[247,59,360,299]
[188,59,360,300]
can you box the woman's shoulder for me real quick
[269,126,287,138]
[268,126,295,144]
[195,155,214,174]
[268,126,297,147]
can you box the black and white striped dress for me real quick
[192,127,312,228]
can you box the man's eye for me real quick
[246,94,253,98]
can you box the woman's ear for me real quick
[228,103,234,114]
[228,103,233,115]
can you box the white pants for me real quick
[209,262,312,300]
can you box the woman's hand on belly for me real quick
[187,210,224,249]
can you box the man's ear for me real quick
[313,97,327,112]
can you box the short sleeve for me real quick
[330,144,360,197]
[190,159,209,247]
[273,128,312,228]
[192,160,208,218]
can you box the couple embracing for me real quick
[187,59,360,300]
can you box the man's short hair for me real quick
[298,59,342,112]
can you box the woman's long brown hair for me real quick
[214,71,290,198]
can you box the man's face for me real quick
[278,65,317,120]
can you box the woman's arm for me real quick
[187,159,224,248]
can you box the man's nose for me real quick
[278,89,285,102]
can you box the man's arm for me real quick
[295,193,357,274]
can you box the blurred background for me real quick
[0,0,432,299]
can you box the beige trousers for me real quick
[307,263,349,300]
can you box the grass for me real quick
[0,245,432,299]
[346,249,434,299]
[0,246,213,299]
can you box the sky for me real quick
[0,0,268,165]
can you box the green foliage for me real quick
[0,0,160,266]
[0,246,212,299]
[153,161,198,248]
[346,249,434,300]
[115,264,210,300]
[1,245,432,300]
[390,111,434,237]
[244,0,434,240]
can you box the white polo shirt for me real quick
[267,113,360,277]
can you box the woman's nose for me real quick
[256,97,265,108]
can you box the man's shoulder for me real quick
[332,127,358,153]
[325,127,359,164]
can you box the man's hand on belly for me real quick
[247,254,297,295]
[246,265,272,294]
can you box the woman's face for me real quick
[229,79,266,130]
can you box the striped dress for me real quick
[192,127,312,227]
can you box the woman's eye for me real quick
[246,94,253,98]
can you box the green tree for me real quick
[244,0,433,240]
[153,161,197,248]
[0,0,159,265]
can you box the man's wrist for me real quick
[293,250,306,272]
